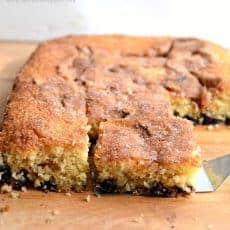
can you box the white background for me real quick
[0,0,230,47]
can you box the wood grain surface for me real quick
[0,42,229,230]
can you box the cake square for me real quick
[94,118,201,196]
[0,42,89,192]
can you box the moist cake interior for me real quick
[1,35,230,195]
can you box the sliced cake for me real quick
[1,35,229,194]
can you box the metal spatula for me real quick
[195,154,230,192]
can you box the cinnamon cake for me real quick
[0,35,229,195]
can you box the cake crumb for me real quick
[207,125,214,131]
[45,210,59,223]
[0,205,10,214]
[10,191,20,199]
[21,186,27,192]
[193,216,198,222]
[207,224,213,229]
[1,184,12,193]
[45,216,55,224]
[82,195,91,202]
[51,209,59,216]
[132,214,144,223]
[45,209,59,224]
[65,192,72,197]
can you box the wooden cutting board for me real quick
[0,42,229,230]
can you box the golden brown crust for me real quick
[54,35,230,121]
[94,117,199,166]
[1,79,87,152]
[84,69,170,126]
[1,42,88,153]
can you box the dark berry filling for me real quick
[201,114,223,125]
[0,166,30,190]
[37,180,57,192]
[95,180,192,197]
[149,182,187,197]
[95,179,118,194]
[174,111,229,125]
[0,164,57,192]
[0,165,12,186]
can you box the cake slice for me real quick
[94,118,201,196]
[93,84,201,196]
[0,42,89,192]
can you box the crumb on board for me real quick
[45,216,55,224]
[1,184,12,193]
[21,186,27,192]
[50,209,59,216]
[166,213,176,229]
[45,210,59,224]
[207,125,214,131]
[193,216,199,222]
[0,205,10,214]
[10,191,20,199]
[40,204,47,208]
[132,214,144,223]
[207,124,220,131]
[82,195,91,202]
[65,192,72,197]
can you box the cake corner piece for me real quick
[0,42,90,192]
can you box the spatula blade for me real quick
[195,154,230,193]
